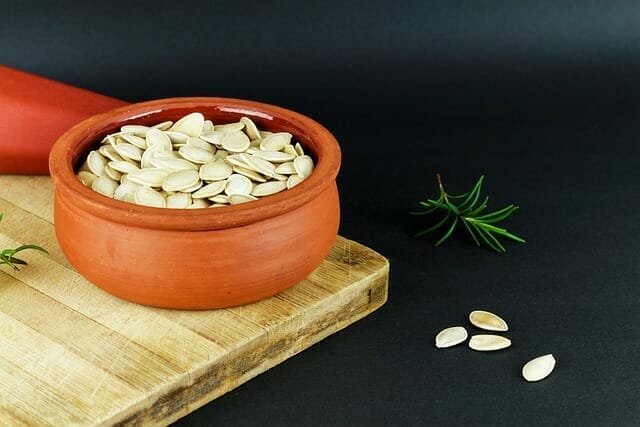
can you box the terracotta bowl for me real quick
[48,97,341,309]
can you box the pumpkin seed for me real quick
[186,136,214,152]
[134,186,166,208]
[251,150,295,163]
[121,125,150,136]
[222,131,250,153]
[127,168,171,187]
[166,192,192,209]
[151,121,173,131]
[240,116,261,140]
[252,180,287,197]
[469,310,509,332]
[170,112,205,137]
[114,143,143,161]
[293,155,314,178]
[192,181,226,198]
[435,326,468,348]
[179,145,215,164]
[286,174,305,189]
[468,335,512,351]
[522,354,556,382]
[77,171,98,187]
[162,169,200,192]
[225,174,253,196]
[114,182,140,201]
[214,122,245,134]
[275,161,297,175]
[228,194,258,204]
[87,151,107,176]
[209,194,229,204]
[78,114,316,209]
[120,133,147,149]
[233,166,267,182]
[92,176,118,198]
[109,161,140,174]
[260,132,291,151]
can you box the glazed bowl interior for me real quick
[50,97,341,231]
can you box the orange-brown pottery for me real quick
[48,97,341,309]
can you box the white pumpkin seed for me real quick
[186,199,210,209]
[79,113,315,208]
[127,168,171,187]
[469,310,509,332]
[293,155,314,178]
[120,133,148,149]
[233,166,267,182]
[240,116,261,140]
[202,120,214,134]
[104,164,122,181]
[251,150,295,163]
[77,171,98,187]
[179,145,215,164]
[275,161,297,175]
[151,121,173,131]
[228,194,258,204]
[283,144,298,157]
[109,161,140,174]
[435,326,468,348]
[192,181,226,198]
[214,122,245,134]
[260,132,291,151]
[209,194,229,204]
[166,192,192,209]
[200,160,233,181]
[468,335,512,351]
[242,154,277,177]
[170,112,205,137]
[222,131,251,153]
[162,169,200,192]
[114,182,140,201]
[286,174,305,189]
[199,131,225,145]
[252,180,287,197]
[87,151,107,176]
[522,354,556,382]
[214,149,228,160]
[225,174,253,196]
[186,136,214,152]
[134,186,166,208]
[114,143,143,161]
[121,125,149,137]
[91,176,118,198]
[99,145,124,162]
[153,156,198,172]
[164,130,189,144]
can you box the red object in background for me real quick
[0,65,126,174]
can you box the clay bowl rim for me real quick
[49,97,341,231]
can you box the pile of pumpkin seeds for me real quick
[76,113,315,209]
[435,310,556,382]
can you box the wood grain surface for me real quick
[0,175,389,426]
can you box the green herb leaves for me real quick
[411,175,525,253]
[0,213,48,270]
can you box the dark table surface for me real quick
[3,1,640,425]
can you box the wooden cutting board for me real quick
[0,175,389,426]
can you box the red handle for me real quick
[0,65,127,174]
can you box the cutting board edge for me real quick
[112,259,389,426]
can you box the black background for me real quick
[2,1,640,425]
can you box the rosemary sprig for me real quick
[410,174,525,252]
[0,213,48,270]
